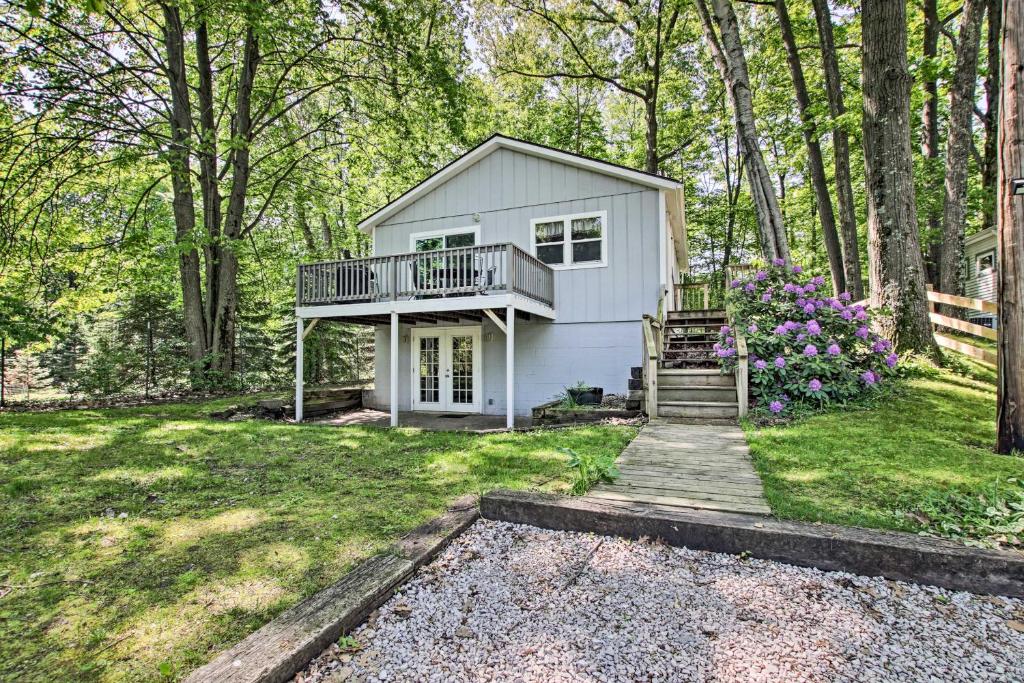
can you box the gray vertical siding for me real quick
[374,147,663,323]
[370,319,641,416]
[366,145,663,415]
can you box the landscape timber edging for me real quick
[480,489,1024,598]
[183,495,479,683]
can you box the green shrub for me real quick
[718,260,899,416]
[907,478,1024,550]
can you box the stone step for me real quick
[658,401,739,419]
[658,386,737,403]
[658,369,735,387]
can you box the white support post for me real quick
[506,304,515,430]
[390,311,399,427]
[295,318,304,422]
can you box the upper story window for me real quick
[410,226,479,252]
[530,211,607,269]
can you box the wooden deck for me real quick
[588,422,771,515]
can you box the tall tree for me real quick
[939,0,987,300]
[982,0,1003,231]
[861,0,938,355]
[477,0,686,173]
[996,0,1024,453]
[810,0,863,299]
[921,0,942,283]
[695,0,791,264]
[774,0,844,293]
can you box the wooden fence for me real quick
[926,286,998,364]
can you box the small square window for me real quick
[977,251,995,273]
[531,212,605,269]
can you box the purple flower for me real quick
[774,356,786,369]
[829,298,844,311]
[812,275,826,286]
[803,344,818,357]
[745,282,757,293]
[804,283,817,293]
[861,370,877,385]
[808,378,823,392]
[773,324,788,335]
[769,400,784,414]
[855,307,868,321]
[731,279,742,289]
[756,270,768,281]
[772,257,786,267]
[713,342,722,352]
[840,309,854,321]
[720,325,731,335]
[885,353,898,368]
[725,336,735,345]
[783,283,798,294]
[806,320,822,336]
[754,359,768,371]
[748,324,758,334]
[792,265,804,274]
[796,333,806,342]
[761,292,773,303]
[796,297,807,307]
[717,347,737,358]
[784,320,800,331]
[872,340,888,353]
[803,303,816,315]
[827,343,841,356]
[839,292,852,302]
[855,326,870,339]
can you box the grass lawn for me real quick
[0,398,636,682]
[745,360,1024,535]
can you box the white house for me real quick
[963,227,997,327]
[293,135,689,428]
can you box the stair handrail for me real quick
[642,294,665,419]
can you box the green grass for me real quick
[745,361,1024,536]
[0,397,636,682]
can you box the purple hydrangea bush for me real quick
[716,260,898,416]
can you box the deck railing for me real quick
[297,243,555,308]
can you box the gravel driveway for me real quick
[297,520,1024,682]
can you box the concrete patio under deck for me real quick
[313,408,533,432]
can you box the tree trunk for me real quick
[297,200,317,252]
[939,0,987,302]
[160,3,208,371]
[996,0,1024,453]
[775,0,844,294]
[982,0,1003,232]
[696,0,791,264]
[810,0,863,299]
[922,0,942,284]
[861,0,938,356]
[644,92,659,174]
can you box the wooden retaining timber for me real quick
[184,496,479,683]
[481,490,1024,598]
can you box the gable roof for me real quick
[357,134,682,232]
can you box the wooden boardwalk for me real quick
[588,422,771,515]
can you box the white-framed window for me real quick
[408,226,479,252]
[976,249,996,275]
[529,211,607,269]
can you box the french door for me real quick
[411,327,482,413]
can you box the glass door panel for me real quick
[449,335,475,407]
[415,335,442,409]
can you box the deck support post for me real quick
[506,304,515,430]
[295,317,304,423]
[390,311,399,427]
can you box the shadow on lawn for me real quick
[0,407,633,681]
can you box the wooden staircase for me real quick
[654,309,741,422]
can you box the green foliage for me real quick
[719,261,899,416]
[561,446,620,495]
[907,478,1024,550]
[554,380,590,409]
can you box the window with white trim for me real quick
[530,211,606,269]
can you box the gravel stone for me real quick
[296,520,1024,682]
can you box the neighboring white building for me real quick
[293,135,688,427]
[963,227,997,327]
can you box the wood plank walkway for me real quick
[588,422,771,515]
